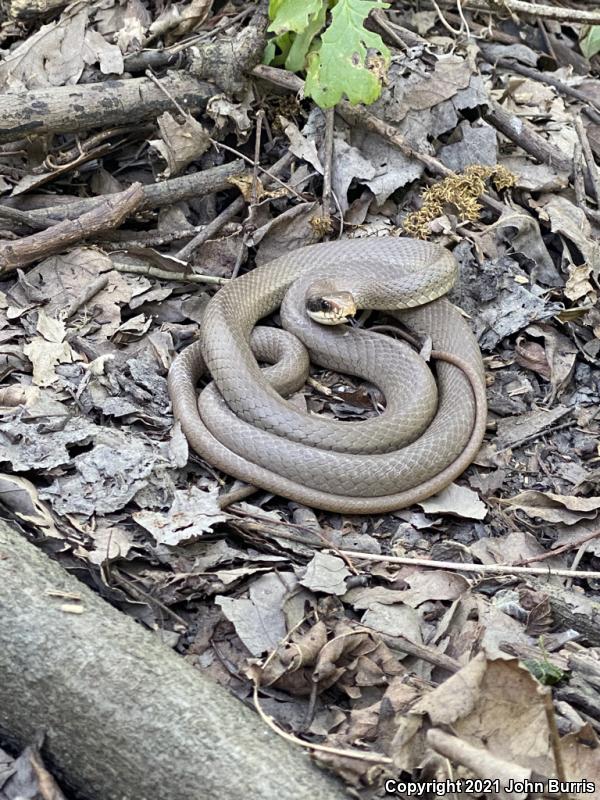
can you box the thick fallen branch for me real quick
[0,73,214,145]
[0,520,347,800]
[0,184,144,274]
[1,160,245,225]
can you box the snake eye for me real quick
[306,296,331,314]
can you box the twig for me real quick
[492,418,575,455]
[176,197,245,261]
[371,9,409,52]
[456,0,472,39]
[112,262,229,285]
[252,680,392,764]
[384,15,429,48]
[543,692,567,795]
[484,56,600,126]
[483,99,572,175]
[334,550,600,579]
[212,139,305,201]
[250,617,392,763]
[321,107,335,221]
[96,222,239,248]
[227,505,360,575]
[9,160,245,225]
[230,109,266,280]
[444,0,600,24]
[252,110,265,206]
[573,141,586,210]
[65,276,109,319]
[565,540,592,590]
[512,529,600,567]
[427,729,533,786]
[431,0,465,36]
[0,205,61,230]
[111,567,189,629]
[175,151,293,261]
[574,115,600,206]
[358,624,461,673]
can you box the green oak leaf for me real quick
[263,31,294,67]
[268,0,325,35]
[285,0,327,72]
[304,0,390,108]
[581,26,600,59]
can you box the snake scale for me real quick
[168,238,487,514]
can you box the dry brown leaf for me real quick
[560,724,600,795]
[0,473,58,535]
[23,338,79,387]
[515,336,551,380]
[392,655,553,774]
[470,530,565,570]
[133,486,229,545]
[525,323,577,397]
[150,113,211,178]
[500,491,600,525]
[0,7,88,90]
[418,483,487,520]
[217,572,296,656]
[300,553,351,596]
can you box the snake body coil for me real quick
[168,238,487,514]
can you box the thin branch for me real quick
[484,56,600,126]
[334,550,600,579]
[321,107,335,220]
[513,529,600,567]
[113,262,229,285]
[0,184,144,275]
[543,692,567,793]
[175,151,293,261]
[445,0,600,24]
[574,115,600,207]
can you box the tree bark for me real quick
[0,520,347,800]
[0,73,215,144]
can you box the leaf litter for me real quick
[1,0,600,795]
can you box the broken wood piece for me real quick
[0,520,347,800]
[0,184,144,274]
[0,73,215,145]
[1,160,245,226]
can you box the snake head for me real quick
[305,291,357,325]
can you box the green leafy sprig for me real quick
[265,0,390,108]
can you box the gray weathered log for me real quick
[0,520,347,800]
[0,73,215,144]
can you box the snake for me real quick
[167,238,487,514]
